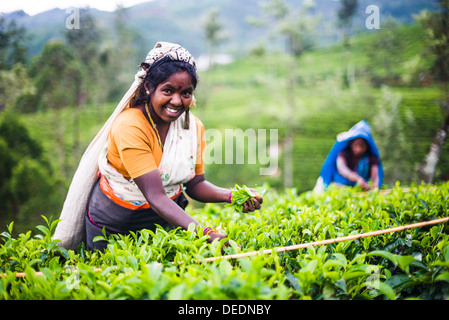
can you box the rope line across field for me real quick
[203,216,449,263]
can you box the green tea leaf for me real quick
[7,221,14,234]
[385,274,413,290]
[334,278,347,293]
[36,225,50,237]
[225,184,266,212]
[444,244,449,262]
[397,255,416,273]
[285,273,303,295]
[430,226,439,239]
[367,250,398,266]
[377,282,396,300]
[435,272,449,283]
[342,271,367,281]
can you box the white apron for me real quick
[98,113,198,205]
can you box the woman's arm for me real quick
[133,170,226,242]
[184,174,262,212]
[336,154,357,181]
[370,164,379,189]
[336,154,370,190]
[184,174,229,203]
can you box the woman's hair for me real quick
[132,56,199,106]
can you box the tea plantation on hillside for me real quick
[1,182,448,300]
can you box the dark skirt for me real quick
[85,180,188,251]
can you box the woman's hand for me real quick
[241,188,263,213]
[356,177,370,191]
[207,231,228,243]
[205,230,231,255]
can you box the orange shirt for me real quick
[106,108,205,179]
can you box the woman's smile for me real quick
[164,106,183,117]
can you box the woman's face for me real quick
[148,70,194,124]
[350,138,368,157]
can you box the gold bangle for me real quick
[206,228,223,236]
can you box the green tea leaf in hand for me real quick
[225,184,266,212]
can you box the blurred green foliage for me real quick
[0,8,447,234]
[0,111,64,235]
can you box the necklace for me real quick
[145,103,163,151]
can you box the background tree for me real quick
[27,41,84,178]
[63,8,101,160]
[102,5,144,103]
[204,8,226,62]
[365,17,406,87]
[257,0,318,188]
[29,41,82,111]
[0,111,63,235]
[199,8,227,109]
[0,17,30,111]
[337,0,358,88]
[337,0,358,48]
[0,18,28,70]
[0,64,33,111]
[63,8,100,106]
[416,0,449,183]
[372,86,416,185]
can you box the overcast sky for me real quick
[0,0,152,16]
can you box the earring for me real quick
[146,90,150,95]
[183,107,190,130]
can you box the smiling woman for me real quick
[54,41,263,252]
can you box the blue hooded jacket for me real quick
[319,120,384,189]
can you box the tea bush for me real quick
[1,182,448,300]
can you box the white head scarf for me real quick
[143,41,196,69]
[54,42,196,250]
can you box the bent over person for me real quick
[314,120,383,193]
[54,42,262,251]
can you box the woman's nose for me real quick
[170,93,182,106]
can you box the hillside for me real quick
[16,22,447,197]
[1,0,439,58]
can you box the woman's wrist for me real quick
[203,227,212,236]
[203,226,224,237]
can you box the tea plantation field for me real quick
[1,182,448,301]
